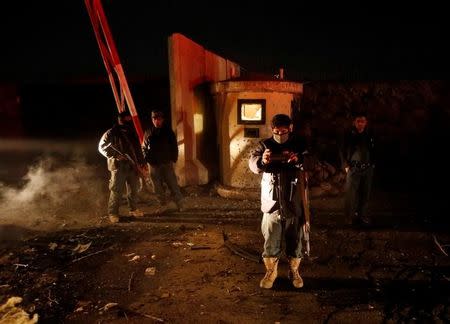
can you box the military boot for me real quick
[288,257,303,288]
[108,214,119,223]
[129,209,144,217]
[260,257,279,289]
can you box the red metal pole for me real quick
[84,0,144,143]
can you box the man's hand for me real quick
[262,149,271,165]
[286,152,298,163]
[345,166,349,173]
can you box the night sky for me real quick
[1,1,449,83]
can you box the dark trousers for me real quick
[345,166,374,222]
[150,163,183,203]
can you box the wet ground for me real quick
[1,189,450,323]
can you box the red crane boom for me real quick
[84,0,144,143]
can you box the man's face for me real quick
[152,116,164,128]
[272,125,291,144]
[353,117,367,133]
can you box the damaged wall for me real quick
[168,33,241,186]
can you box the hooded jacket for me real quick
[98,124,145,171]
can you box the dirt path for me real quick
[1,197,450,323]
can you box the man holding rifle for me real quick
[249,114,311,289]
[99,110,147,223]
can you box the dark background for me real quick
[1,1,449,82]
[1,1,449,228]
[1,1,449,137]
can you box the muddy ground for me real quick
[1,186,450,324]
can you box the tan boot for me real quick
[260,257,279,289]
[108,214,119,223]
[288,257,304,288]
[129,209,144,217]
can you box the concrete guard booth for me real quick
[210,79,303,198]
[168,33,302,198]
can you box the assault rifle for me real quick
[270,153,311,256]
[297,164,311,256]
[104,143,147,178]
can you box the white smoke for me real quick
[0,156,107,231]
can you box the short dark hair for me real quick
[352,110,367,119]
[151,109,164,118]
[271,114,292,128]
[118,110,131,120]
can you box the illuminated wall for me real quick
[211,80,303,189]
[168,33,240,186]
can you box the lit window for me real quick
[237,99,266,125]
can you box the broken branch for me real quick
[222,231,261,263]
[143,314,164,322]
[71,246,114,263]
[432,234,449,257]
[190,246,211,250]
[128,272,135,292]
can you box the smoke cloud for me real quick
[0,155,107,232]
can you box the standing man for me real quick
[249,114,308,289]
[98,110,147,223]
[142,109,184,211]
[340,111,376,227]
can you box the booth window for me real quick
[237,99,266,125]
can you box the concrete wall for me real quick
[211,81,302,189]
[168,33,240,186]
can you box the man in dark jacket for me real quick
[249,114,309,289]
[142,109,184,211]
[98,110,147,223]
[340,111,376,227]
